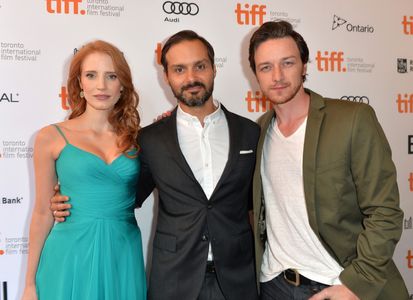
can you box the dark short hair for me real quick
[249,21,309,78]
[161,30,215,72]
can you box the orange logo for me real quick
[409,173,413,192]
[407,249,413,269]
[60,86,70,110]
[316,51,346,72]
[46,0,86,15]
[0,233,4,255]
[155,43,162,65]
[402,16,413,35]
[396,93,413,113]
[245,90,271,112]
[235,3,266,25]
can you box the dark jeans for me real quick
[260,273,330,300]
[197,268,226,300]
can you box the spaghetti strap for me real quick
[52,124,70,144]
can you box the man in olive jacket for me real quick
[249,21,408,300]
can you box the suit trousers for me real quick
[260,273,329,300]
[197,266,226,300]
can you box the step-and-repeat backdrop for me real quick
[0,1,412,299]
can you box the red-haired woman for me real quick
[22,40,146,300]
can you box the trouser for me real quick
[260,271,330,300]
[197,261,226,300]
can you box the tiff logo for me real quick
[245,91,271,112]
[407,249,413,269]
[402,15,413,35]
[155,43,162,65]
[409,136,413,154]
[235,3,266,25]
[59,86,70,110]
[46,0,86,15]
[396,94,413,113]
[316,51,346,72]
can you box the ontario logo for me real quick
[332,14,374,33]
[46,0,124,17]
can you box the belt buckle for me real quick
[283,269,300,287]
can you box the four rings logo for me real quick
[163,1,199,15]
[340,96,369,104]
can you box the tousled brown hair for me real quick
[67,40,140,155]
[249,21,309,81]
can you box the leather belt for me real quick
[206,261,215,273]
[283,269,313,286]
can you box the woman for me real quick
[22,40,146,299]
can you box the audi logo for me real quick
[162,1,199,15]
[340,96,369,104]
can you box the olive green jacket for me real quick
[252,89,408,300]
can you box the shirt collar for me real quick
[177,99,224,125]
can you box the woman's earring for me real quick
[80,90,84,98]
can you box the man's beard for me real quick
[173,81,214,107]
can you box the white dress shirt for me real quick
[176,100,229,260]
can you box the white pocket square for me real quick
[239,150,253,154]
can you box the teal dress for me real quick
[36,125,146,299]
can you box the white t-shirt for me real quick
[260,117,343,285]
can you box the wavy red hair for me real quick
[67,40,140,155]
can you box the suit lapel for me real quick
[302,89,326,236]
[209,106,237,200]
[162,108,202,188]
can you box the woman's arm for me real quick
[22,126,60,299]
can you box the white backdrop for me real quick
[0,1,412,299]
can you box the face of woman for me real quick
[79,52,123,112]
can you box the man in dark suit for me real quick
[249,21,408,300]
[137,30,259,300]
[51,30,259,300]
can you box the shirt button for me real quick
[207,204,213,209]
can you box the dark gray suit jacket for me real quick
[137,105,260,300]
